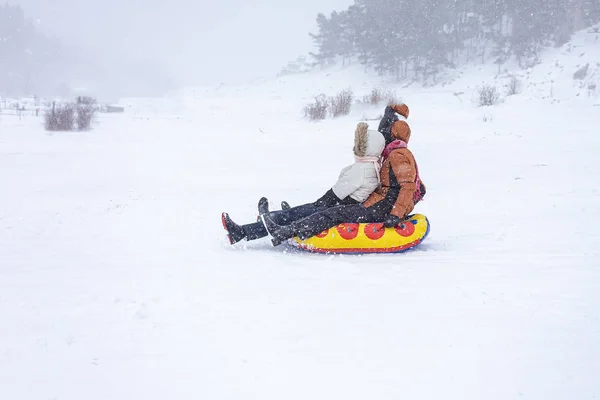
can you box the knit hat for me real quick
[386,103,411,143]
[354,122,385,157]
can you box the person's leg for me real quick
[222,213,261,244]
[263,204,383,245]
[269,203,323,225]
[241,221,268,240]
[293,204,384,240]
[222,203,324,244]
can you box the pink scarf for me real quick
[382,140,407,160]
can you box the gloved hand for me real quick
[383,105,397,119]
[378,105,399,142]
[383,214,402,228]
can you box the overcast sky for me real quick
[14,0,352,87]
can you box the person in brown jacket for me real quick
[259,103,426,246]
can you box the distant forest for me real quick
[0,4,172,100]
[0,4,67,97]
[307,0,600,83]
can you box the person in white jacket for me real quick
[329,121,385,204]
[221,122,386,244]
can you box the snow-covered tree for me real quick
[307,0,600,83]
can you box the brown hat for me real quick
[391,120,411,143]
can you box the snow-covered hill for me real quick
[1,26,599,400]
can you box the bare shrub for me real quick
[384,90,400,105]
[44,102,75,131]
[44,109,59,131]
[475,85,500,107]
[482,113,494,123]
[588,82,597,97]
[303,94,329,121]
[329,88,353,117]
[573,63,589,80]
[506,76,522,96]
[76,96,97,131]
[362,88,399,105]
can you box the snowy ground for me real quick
[2,42,600,399]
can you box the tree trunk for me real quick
[573,0,585,30]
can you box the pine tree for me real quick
[309,13,336,67]
[582,0,600,28]
[336,10,357,65]
[348,1,377,71]
[307,0,600,83]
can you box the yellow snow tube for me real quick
[290,213,430,254]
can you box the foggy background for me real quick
[13,0,352,91]
[4,0,598,101]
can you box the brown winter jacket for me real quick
[363,108,425,219]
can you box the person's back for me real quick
[329,122,385,204]
[364,103,425,219]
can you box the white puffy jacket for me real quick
[331,124,386,203]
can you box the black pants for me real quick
[277,203,389,241]
[242,203,326,240]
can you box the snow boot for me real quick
[261,213,296,246]
[221,212,246,244]
[258,198,295,246]
[258,196,270,216]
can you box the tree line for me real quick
[308,0,600,83]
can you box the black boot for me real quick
[258,198,295,246]
[258,196,270,216]
[221,212,246,244]
[261,212,296,246]
[258,197,342,246]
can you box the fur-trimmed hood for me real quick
[353,122,385,158]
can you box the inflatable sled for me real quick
[289,213,430,254]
